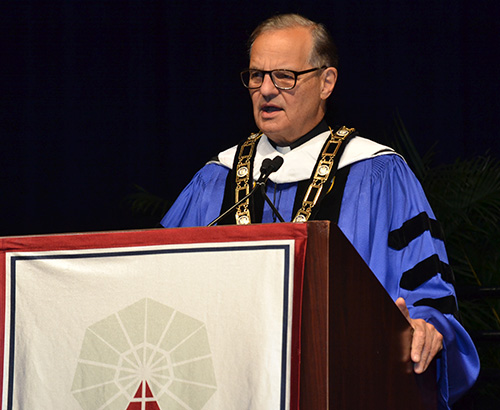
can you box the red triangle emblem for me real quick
[133,382,143,398]
[145,381,154,398]
[127,381,161,410]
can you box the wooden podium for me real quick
[0,221,436,409]
[300,221,436,409]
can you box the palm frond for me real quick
[389,111,435,181]
[124,184,172,219]
[426,156,500,224]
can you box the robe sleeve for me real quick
[160,163,229,228]
[338,154,480,409]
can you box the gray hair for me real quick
[248,13,339,69]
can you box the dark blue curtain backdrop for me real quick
[2,0,499,235]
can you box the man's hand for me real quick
[395,297,443,374]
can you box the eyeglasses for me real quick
[240,66,327,90]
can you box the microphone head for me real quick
[270,156,284,172]
[260,158,273,173]
[257,156,284,184]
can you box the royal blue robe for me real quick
[161,134,480,409]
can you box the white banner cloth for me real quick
[1,232,302,410]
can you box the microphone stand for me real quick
[259,183,285,223]
[207,183,260,227]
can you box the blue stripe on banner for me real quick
[8,243,293,410]
[281,245,290,410]
[7,262,17,410]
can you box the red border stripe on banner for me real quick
[0,223,308,410]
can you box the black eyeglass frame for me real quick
[240,66,327,90]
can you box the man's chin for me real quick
[255,119,296,145]
[257,119,282,135]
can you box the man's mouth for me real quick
[262,105,282,113]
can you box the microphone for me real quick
[256,156,284,185]
[257,156,285,222]
[207,155,285,226]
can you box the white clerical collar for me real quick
[216,132,400,184]
[275,145,291,154]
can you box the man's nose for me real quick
[259,72,279,95]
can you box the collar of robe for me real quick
[216,129,400,185]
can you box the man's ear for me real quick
[320,67,338,100]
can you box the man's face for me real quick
[249,27,335,145]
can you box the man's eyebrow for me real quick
[248,67,293,71]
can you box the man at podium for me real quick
[160,13,479,409]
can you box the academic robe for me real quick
[160,130,480,409]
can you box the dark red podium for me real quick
[300,221,436,409]
[0,221,436,409]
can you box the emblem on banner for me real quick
[71,298,217,409]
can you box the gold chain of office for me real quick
[233,125,356,225]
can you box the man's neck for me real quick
[269,119,329,151]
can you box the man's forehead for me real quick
[249,27,313,68]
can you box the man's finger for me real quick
[395,297,410,321]
[411,320,426,365]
